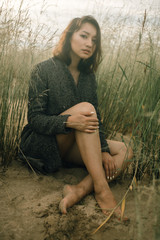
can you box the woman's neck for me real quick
[68,58,81,84]
[69,52,81,71]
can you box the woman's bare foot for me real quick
[59,184,129,221]
[95,185,121,215]
[59,185,85,214]
[95,186,129,221]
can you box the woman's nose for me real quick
[86,38,93,48]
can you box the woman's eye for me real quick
[92,39,96,44]
[81,34,87,39]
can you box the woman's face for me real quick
[70,22,97,61]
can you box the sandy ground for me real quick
[0,159,159,240]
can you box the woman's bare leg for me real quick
[73,124,120,214]
[57,102,115,213]
[59,140,133,214]
[57,102,133,214]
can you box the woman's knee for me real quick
[80,102,97,117]
[61,102,97,117]
[77,102,97,116]
[121,142,134,160]
[109,140,133,160]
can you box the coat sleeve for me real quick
[27,64,72,135]
[91,74,110,153]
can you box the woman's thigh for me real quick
[56,132,84,166]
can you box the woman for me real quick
[20,16,133,216]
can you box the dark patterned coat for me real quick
[20,57,110,173]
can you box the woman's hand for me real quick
[66,112,99,133]
[102,152,117,180]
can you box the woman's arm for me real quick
[28,64,72,135]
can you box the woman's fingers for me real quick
[85,129,98,133]
[111,162,116,179]
[87,125,99,130]
[86,117,99,122]
[110,161,117,179]
[83,116,99,132]
[88,122,99,127]
[67,114,100,133]
[105,164,110,180]
[82,111,96,117]
[108,162,113,179]
[104,159,117,180]
[102,153,118,181]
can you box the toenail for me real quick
[113,175,115,178]
[107,176,109,180]
[110,177,112,180]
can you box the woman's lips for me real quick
[82,49,91,54]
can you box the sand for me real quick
[0,159,159,240]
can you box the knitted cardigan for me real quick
[20,57,110,173]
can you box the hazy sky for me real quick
[11,0,160,31]
[3,0,159,47]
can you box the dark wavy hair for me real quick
[53,15,102,73]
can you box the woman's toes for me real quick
[59,199,67,214]
[114,210,130,223]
